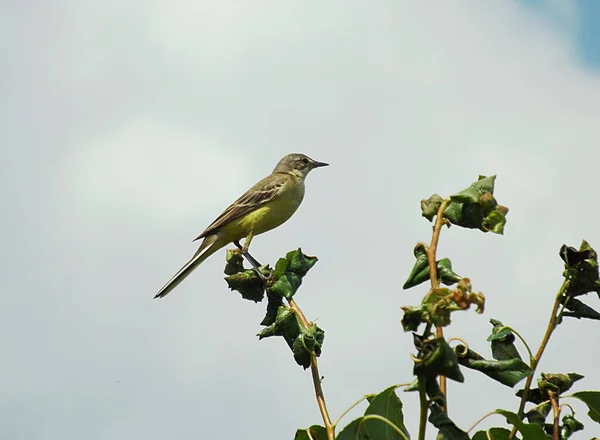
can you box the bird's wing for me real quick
[194,173,288,241]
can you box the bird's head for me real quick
[273,153,329,179]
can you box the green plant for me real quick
[224,175,600,440]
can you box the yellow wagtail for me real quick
[154,153,328,299]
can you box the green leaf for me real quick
[260,291,284,326]
[524,402,551,426]
[428,403,469,440]
[363,386,410,440]
[496,409,546,440]
[515,388,545,405]
[365,394,377,404]
[256,306,297,340]
[455,345,532,387]
[571,391,600,424]
[268,249,318,299]
[451,175,496,204]
[558,414,584,439]
[413,336,464,383]
[403,247,462,290]
[256,307,324,369]
[482,209,507,235]
[560,241,600,297]
[437,258,462,286]
[560,297,600,321]
[336,417,370,440]
[294,425,328,440]
[292,323,325,369]
[403,244,430,289]
[402,379,419,393]
[537,372,584,394]
[443,175,508,234]
[224,249,245,275]
[471,427,512,440]
[422,288,454,328]
[224,269,265,302]
[421,194,444,221]
[487,319,522,361]
[269,272,303,299]
[286,248,319,276]
[401,306,425,332]
[273,256,289,279]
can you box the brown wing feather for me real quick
[194,174,287,241]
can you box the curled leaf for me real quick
[455,345,532,387]
[413,336,464,383]
[487,319,523,361]
[421,194,444,221]
[560,241,600,297]
[224,269,265,302]
[443,175,508,234]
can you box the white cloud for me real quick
[60,118,248,223]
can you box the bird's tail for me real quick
[154,234,222,299]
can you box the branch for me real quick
[425,199,450,408]
[417,377,428,440]
[549,392,560,440]
[508,279,570,440]
[288,298,334,440]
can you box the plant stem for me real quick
[549,392,560,440]
[417,377,428,440]
[288,298,334,440]
[426,199,450,292]
[334,395,370,428]
[516,280,568,416]
[426,199,450,409]
[466,410,500,433]
[497,326,534,364]
[508,279,569,440]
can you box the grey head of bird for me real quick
[273,153,329,179]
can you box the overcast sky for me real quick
[2,1,600,439]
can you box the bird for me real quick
[154,153,329,299]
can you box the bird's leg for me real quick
[234,235,271,280]
[241,232,254,253]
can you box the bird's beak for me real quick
[312,160,329,168]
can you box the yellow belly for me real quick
[219,194,302,243]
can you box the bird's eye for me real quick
[301,158,309,164]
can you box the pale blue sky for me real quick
[521,0,600,68]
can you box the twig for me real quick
[549,392,560,440]
[288,298,334,440]
[495,325,534,364]
[425,199,450,409]
[508,279,570,440]
[334,395,370,428]
[516,280,569,415]
[559,403,574,415]
[417,377,428,440]
[466,410,500,433]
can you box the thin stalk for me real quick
[288,298,334,440]
[516,280,569,415]
[426,199,450,409]
[417,377,428,440]
[496,325,534,364]
[508,279,570,440]
[466,410,500,433]
[549,392,560,440]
